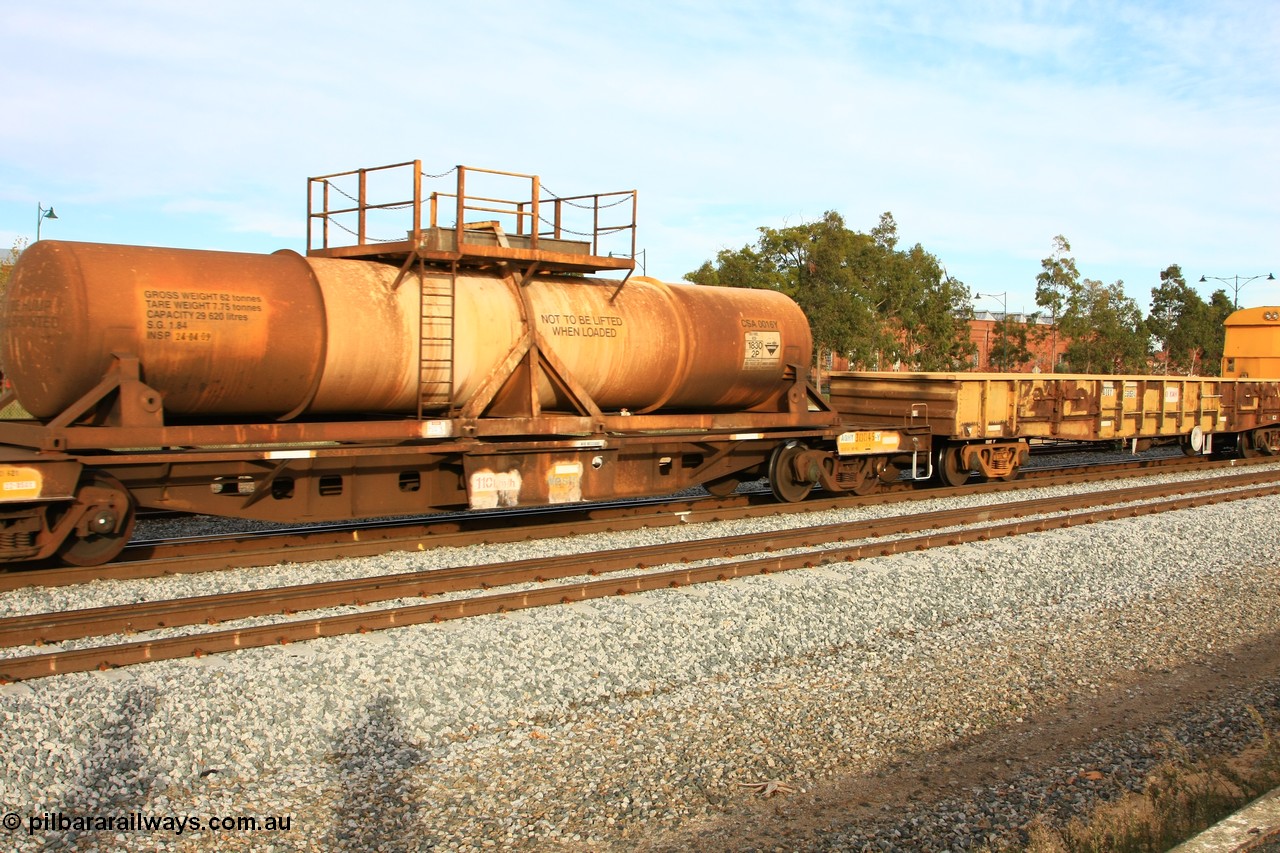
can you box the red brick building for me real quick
[824,312,1067,374]
[968,311,1064,373]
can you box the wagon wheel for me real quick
[934,444,972,487]
[1243,429,1275,458]
[1240,433,1264,458]
[704,475,742,497]
[55,471,136,567]
[768,442,814,503]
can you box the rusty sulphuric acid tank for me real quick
[2,240,812,420]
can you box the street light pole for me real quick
[974,291,1009,371]
[1199,273,1275,309]
[36,204,58,241]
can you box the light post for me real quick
[975,291,1009,371]
[1199,273,1275,309]
[610,248,646,275]
[36,204,58,241]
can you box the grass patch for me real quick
[1010,706,1280,853]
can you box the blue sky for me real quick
[3,1,1277,314]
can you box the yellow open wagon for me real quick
[829,372,1280,485]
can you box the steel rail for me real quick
[1,473,1277,682]
[3,467,1279,648]
[0,453,1242,593]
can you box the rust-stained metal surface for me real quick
[305,161,637,275]
[439,272,813,415]
[3,241,326,419]
[2,243,812,420]
[0,422,848,566]
[0,449,1230,593]
[829,372,1280,445]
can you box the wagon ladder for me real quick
[417,262,456,417]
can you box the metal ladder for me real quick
[417,262,455,418]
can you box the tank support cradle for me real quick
[45,353,165,430]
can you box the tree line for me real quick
[686,214,1237,376]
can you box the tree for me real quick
[687,212,975,372]
[1060,278,1149,372]
[1200,289,1235,375]
[1034,236,1147,373]
[987,313,1035,371]
[1034,235,1080,371]
[897,247,976,370]
[688,211,885,368]
[1147,264,1218,374]
[0,238,24,298]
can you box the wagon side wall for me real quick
[827,372,1271,442]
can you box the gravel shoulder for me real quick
[0,475,1277,851]
[644,625,1280,852]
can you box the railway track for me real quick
[1,462,1277,683]
[0,452,1235,593]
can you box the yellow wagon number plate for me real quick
[0,467,43,500]
[837,431,901,455]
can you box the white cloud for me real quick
[2,1,1276,311]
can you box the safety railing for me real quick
[306,161,637,267]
